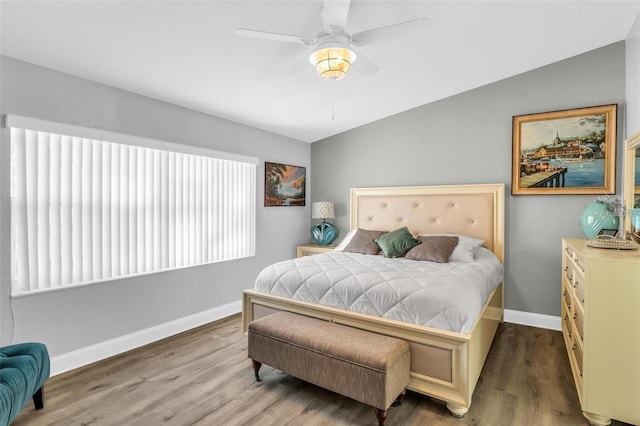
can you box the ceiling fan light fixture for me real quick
[309,44,357,81]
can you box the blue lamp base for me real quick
[311,222,338,245]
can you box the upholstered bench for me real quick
[248,311,410,426]
[0,342,50,425]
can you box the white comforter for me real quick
[253,248,504,334]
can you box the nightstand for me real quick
[296,244,335,258]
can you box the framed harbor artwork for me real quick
[264,161,306,206]
[511,104,617,195]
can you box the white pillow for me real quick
[333,229,357,251]
[419,233,484,262]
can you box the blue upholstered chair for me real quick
[0,342,50,425]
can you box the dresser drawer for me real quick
[573,251,586,275]
[564,243,574,258]
[562,301,573,341]
[563,287,573,312]
[573,278,585,306]
[573,307,584,340]
[563,315,573,342]
[572,335,583,378]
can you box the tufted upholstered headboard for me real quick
[350,183,505,262]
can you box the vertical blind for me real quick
[10,125,256,295]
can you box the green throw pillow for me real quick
[375,227,421,258]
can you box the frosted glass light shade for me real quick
[309,46,357,81]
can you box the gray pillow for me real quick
[405,236,459,263]
[375,227,421,258]
[419,233,484,262]
[342,229,386,255]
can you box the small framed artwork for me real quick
[264,161,306,206]
[512,104,617,195]
[597,228,619,238]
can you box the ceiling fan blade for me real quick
[351,17,428,46]
[321,0,351,29]
[283,55,310,76]
[353,51,378,76]
[235,28,316,45]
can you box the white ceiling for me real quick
[1,1,639,143]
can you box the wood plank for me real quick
[13,315,632,425]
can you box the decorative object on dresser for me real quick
[579,195,622,239]
[561,238,640,426]
[296,244,335,257]
[310,201,338,245]
[511,104,617,195]
[584,235,639,250]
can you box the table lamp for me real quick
[311,201,338,245]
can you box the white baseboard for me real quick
[50,300,242,376]
[504,309,561,331]
[51,304,559,376]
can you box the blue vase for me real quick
[311,222,338,245]
[580,201,619,239]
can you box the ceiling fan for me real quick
[235,0,427,81]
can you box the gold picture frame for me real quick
[512,104,617,195]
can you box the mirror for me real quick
[622,130,640,240]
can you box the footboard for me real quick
[242,281,503,416]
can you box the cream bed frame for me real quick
[242,183,505,416]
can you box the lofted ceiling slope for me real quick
[1,1,639,143]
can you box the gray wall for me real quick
[0,56,311,353]
[311,42,627,317]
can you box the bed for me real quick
[242,183,505,416]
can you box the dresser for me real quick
[561,238,640,426]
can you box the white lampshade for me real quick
[312,201,335,220]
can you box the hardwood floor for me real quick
[13,315,631,426]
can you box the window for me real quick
[8,116,256,295]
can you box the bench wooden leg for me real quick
[33,386,45,410]
[252,359,262,382]
[392,388,406,407]
[374,407,387,426]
